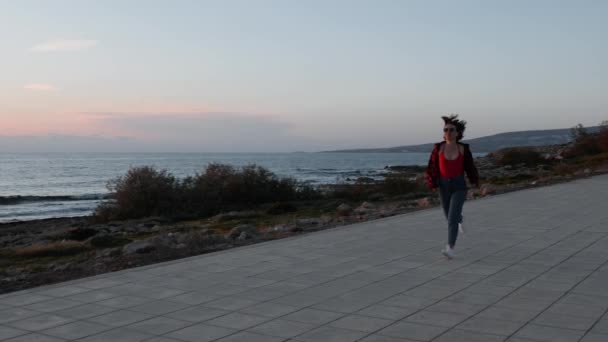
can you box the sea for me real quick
[0,152,439,223]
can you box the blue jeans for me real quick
[438,175,467,248]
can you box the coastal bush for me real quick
[496,148,544,166]
[96,166,179,220]
[181,163,320,217]
[328,175,425,200]
[381,174,424,195]
[565,123,608,158]
[95,163,321,221]
[566,135,602,158]
[597,124,608,153]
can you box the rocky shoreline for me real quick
[2,144,608,294]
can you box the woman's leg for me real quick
[447,190,467,248]
[438,180,451,220]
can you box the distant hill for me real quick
[322,126,602,153]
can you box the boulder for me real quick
[296,218,321,226]
[480,183,497,196]
[122,240,156,254]
[336,203,353,216]
[228,224,258,239]
[417,197,432,208]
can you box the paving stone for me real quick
[204,297,259,311]
[165,305,230,323]
[87,310,154,327]
[358,335,419,342]
[248,318,316,338]
[129,299,191,315]
[0,308,41,324]
[377,321,448,341]
[457,317,525,336]
[356,304,418,320]
[282,308,345,325]
[35,286,91,298]
[513,324,585,342]
[54,303,116,319]
[0,326,28,340]
[295,325,367,342]
[7,314,74,331]
[476,306,539,323]
[0,294,54,307]
[215,331,286,342]
[239,302,300,318]
[434,329,507,342]
[2,333,67,342]
[165,323,237,342]
[126,316,192,335]
[405,310,470,328]
[205,312,271,330]
[41,321,112,340]
[75,327,153,341]
[95,295,151,309]
[329,314,393,332]
[64,291,118,303]
[533,312,597,331]
[580,333,608,342]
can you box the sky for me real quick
[1,0,607,152]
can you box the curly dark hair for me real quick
[442,114,467,141]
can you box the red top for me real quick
[439,150,464,178]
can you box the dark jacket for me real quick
[426,141,479,190]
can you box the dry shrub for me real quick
[96,166,179,220]
[565,135,602,158]
[382,174,424,195]
[95,163,321,221]
[496,148,544,166]
[14,241,89,258]
[598,128,608,153]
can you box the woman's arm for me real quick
[426,144,440,190]
[464,145,479,187]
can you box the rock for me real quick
[296,218,321,226]
[228,224,257,239]
[273,224,287,232]
[188,232,227,246]
[480,183,497,196]
[417,197,431,208]
[66,227,98,241]
[122,240,156,254]
[336,203,353,216]
[237,232,250,241]
[96,247,122,258]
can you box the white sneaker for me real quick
[459,216,465,234]
[442,245,455,259]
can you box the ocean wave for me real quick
[0,193,110,205]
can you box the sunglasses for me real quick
[443,128,456,133]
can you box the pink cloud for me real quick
[23,83,58,91]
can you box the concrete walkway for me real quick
[2,175,608,342]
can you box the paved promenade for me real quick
[1,175,608,342]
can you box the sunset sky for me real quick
[1,0,607,152]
